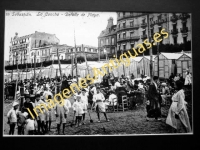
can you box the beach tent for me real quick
[176,53,192,78]
[154,53,183,79]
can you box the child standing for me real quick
[72,95,84,127]
[25,117,35,135]
[7,102,19,135]
[17,107,28,135]
[80,89,88,125]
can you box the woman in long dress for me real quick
[166,80,192,133]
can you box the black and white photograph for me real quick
[3,10,193,136]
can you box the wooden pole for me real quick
[74,29,78,82]
[34,51,36,83]
[57,48,62,81]
[157,42,159,78]
[147,13,153,81]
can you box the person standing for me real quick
[146,76,162,121]
[7,102,19,135]
[166,80,192,133]
[54,96,68,135]
[184,69,192,89]
[80,89,88,124]
[92,87,109,122]
[72,95,84,127]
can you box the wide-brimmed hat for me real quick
[13,102,19,107]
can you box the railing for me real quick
[141,34,147,39]
[170,15,179,22]
[180,27,188,33]
[117,36,140,42]
[179,13,190,20]
[117,13,147,21]
[171,28,178,34]
[140,23,147,27]
[116,24,139,31]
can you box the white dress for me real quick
[93,92,106,113]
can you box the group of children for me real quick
[6,87,92,135]
[7,102,36,135]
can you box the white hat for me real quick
[161,83,167,86]
[13,102,19,107]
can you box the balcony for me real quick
[116,24,139,31]
[171,28,178,35]
[170,14,179,22]
[141,34,147,39]
[140,22,147,28]
[180,27,188,33]
[117,13,147,21]
[117,36,140,42]
[179,13,190,21]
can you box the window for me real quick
[130,32,134,37]
[118,45,120,50]
[49,49,50,55]
[123,32,126,39]
[131,43,134,48]
[123,12,125,16]
[91,49,93,52]
[123,44,126,50]
[38,51,39,56]
[118,34,120,39]
[123,22,125,28]
[85,48,87,52]
[130,21,133,27]
[37,59,39,63]
[183,36,187,44]
[111,38,114,45]
[101,40,104,47]
[31,59,33,63]
[45,49,47,55]
[174,36,177,44]
[106,38,109,45]
[61,56,63,60]
[157,14,161,21]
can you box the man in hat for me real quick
[92,87,109,122]
[23,95,36,119]
[7,102,19,135]
[147,76,162,121]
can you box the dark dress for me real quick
[147,82,162,119]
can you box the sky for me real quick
[4,11,117,61]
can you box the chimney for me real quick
[106,17,113,29]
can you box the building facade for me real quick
[98,17,117,59]
[98,12,191,57]
[9,31,60,65]
[65,44,99,61]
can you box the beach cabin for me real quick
[176,53,192,78]
[154,53,183,79]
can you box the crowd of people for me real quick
[5,69,192,135]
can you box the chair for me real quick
[107,98,118,112]
[118,95,129,112]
